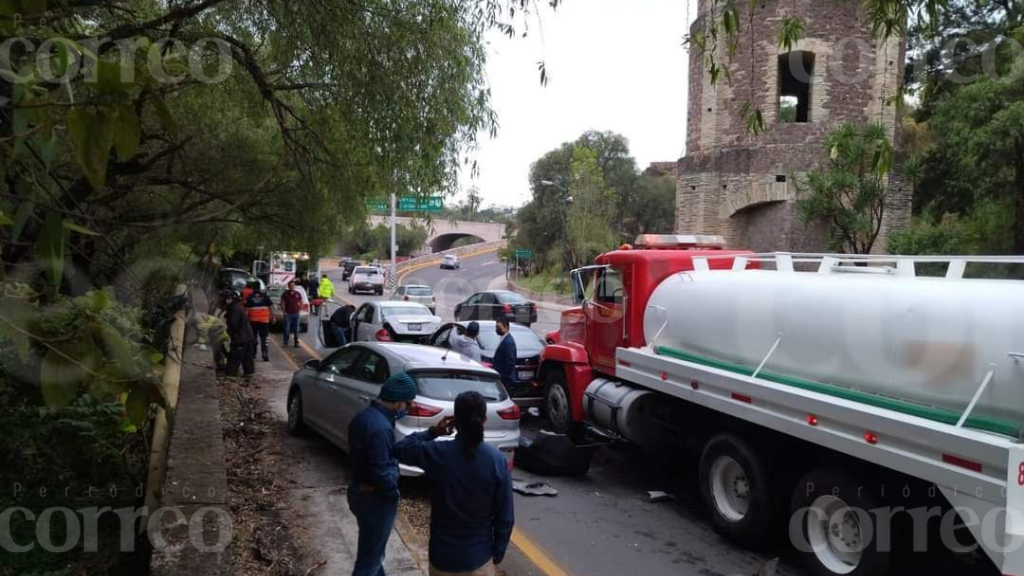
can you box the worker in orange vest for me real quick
[245,284,274,362]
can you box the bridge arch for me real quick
[427,233,485,253]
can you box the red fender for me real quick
[540,342,593,423]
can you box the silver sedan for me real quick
[286,342,520,475]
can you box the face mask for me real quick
[495,327,503,336]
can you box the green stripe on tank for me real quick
[652,345,1021,439]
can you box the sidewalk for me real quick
[156,341,425,576]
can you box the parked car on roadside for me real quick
[286,342,520,475]
[454,290,537,326]
[440,254,461,270]
[428,321,545,407]
[392,285,437,314]
[267,284,310,332]
[218,267,266,293]
[348,266,384,295]
[351,301,442,344]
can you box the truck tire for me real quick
[698,433,779,549]
[287,388,308,436]
[790,468,892,576]
[544,369,571,434]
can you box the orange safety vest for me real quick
[246,295,272,324]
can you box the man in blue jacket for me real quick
[346,373,420,576]
[491,317,517,389]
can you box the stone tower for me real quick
[676,0,910,252]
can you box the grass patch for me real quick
[514,268,573,297]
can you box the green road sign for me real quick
[515,249,532,258]
[398,196,444,212]
[366,196,444,213]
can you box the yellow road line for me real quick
[298,338,321,359]
[511,528,575,576]
[270,339,300,370]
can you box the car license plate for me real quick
[408,323,421,331]
[517,370,535,381]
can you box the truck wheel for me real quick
[287,389,308,436]
[698,434,778,549]
[544,369,571,434]
[791,469,891,576]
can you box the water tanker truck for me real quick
[537,234,1024,576]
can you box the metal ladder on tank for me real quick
[690,252,1024,279]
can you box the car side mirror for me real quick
[304,359,321,371]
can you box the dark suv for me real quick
[340,258,359,281]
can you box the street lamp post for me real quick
[540,179,574,289]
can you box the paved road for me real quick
[282,252,999,576]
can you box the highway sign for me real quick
[367,196,444,213]
[515,249,532,258]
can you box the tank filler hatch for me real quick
[634,234,726,250]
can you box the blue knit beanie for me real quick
[379,372,417,402]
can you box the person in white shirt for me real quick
[449,321,483,362]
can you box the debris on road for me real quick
[647,490,675,503]
[512,480,559,497]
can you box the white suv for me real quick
[349,266,384,295]
[440,254,461,270]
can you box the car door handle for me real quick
[359,395,370,402]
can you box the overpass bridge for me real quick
[366,216,505,253]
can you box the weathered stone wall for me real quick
[678,0,908,252]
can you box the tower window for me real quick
[778,51,815,123]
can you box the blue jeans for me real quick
[332,325,348,347]
[348,490,399,576]
[283,313,300,345]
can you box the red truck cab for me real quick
[538,234,754,432]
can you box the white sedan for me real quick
[351,301,442,344]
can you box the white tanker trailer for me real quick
[538,240,1024,576]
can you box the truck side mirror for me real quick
[570,270,586,306]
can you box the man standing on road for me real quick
[223,290,255,377]
[245,285,274,361]
[318,273,335,315]
[347,373,420,576]
[306,274,320,315]
[492,317,517,389]
[280,281,303,348]
[329,304,354,347]
[449,321,482,362]
[394,391,514,576]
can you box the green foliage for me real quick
[796,123,899,254]
[516,130,673,271]
[566,147,619,270]
[889,197,1014,255]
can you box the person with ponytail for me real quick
[394,391,514,576]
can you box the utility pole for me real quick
[390,192,397,290]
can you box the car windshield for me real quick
[381,306,431,318]
[412,371,508,402]
[495,292,528,304]
[406,287,432,296]
[474,324,544,353]
[355,267,379,275]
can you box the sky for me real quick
[457,0,692,209]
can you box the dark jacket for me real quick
[330,306,352,329]
[347,402,400,500]
[395,434,514,572]
[492,332,517,385]
[225,301,254,345]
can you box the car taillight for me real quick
[301,303,309,311]
[482,361,494,368]
[497,405,521,420]
[375,328,392,342]
[406,402,443,418]
[502,303,512,314]
[530,303,536,311]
